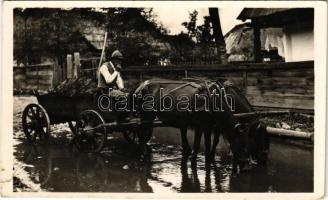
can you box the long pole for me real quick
[98,32,108,68]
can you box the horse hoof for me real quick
[191,151,197,160]
[190,157,197,168]
[209,152,216,162]
[205,160,211,168]
[182,148,192,156]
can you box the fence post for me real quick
[67,54,73,79]
[74,52,80,78]
[53,63,57,86]
[243,71,248,95]
[53,58,59,86]
[36,66,39,90]
[139,72,143,82]
[184,70,188,78]
[92,59,97,79]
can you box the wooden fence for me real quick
[120,61,314,111]
[14,56,314,111]
[14,53,83,91]
[14,63,55,90]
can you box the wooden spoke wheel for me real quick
[123,128,153,144]
[75,110,107,153]
[22,103,50,143]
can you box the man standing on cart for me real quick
[97,49,125,91]
[97,50,130,121]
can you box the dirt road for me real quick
[13,96,313,193]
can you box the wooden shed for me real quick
[237,8,314,62]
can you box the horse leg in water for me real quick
[180,127,191,156]
[137,130,149,158]
[191,127,202,159]
[191,127,212,163]
[210,128,221,162]
[204,128,212,164]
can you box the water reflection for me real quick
[180,157,201,192]
[19,144,53,185]
[76,153,153,192]
[15,139,154,192]
[14,136,313,193]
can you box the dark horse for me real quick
[132,78,252,168]
[190,80,270,166]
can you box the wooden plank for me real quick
[247,78,314,87]
[26,69,52,74]
[63,62,67,81]
[58,65,63,84]
[23,84,52,90]
[270,70,314,77]
[266,127,313,139]
[247,85,313,92]
[246,86,314,96]
[91,59,97,79]
[243,71,247,94]
[26,70,53,76]
[80,57,101,61]
[26,74,53,80]
[67,54,73,79]
[19,63,53,68]
[253,24,262,62]
[23,85,38,90]
[246,95,314,110]
[74,52,80,78]
[124,61,313,72]
[53,63,59,86]
[246,91,314,99]
[26,79,53,85]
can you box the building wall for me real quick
[283,22,314,62]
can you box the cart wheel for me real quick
[75,110,107,153]
[123,128,153,144]
[22,103,50,143]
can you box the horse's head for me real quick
[248,121,270,165]
[214,80,270,167]
[230,123,251,170]
[230,121,270,169]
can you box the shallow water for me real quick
[13,130,313,193]
[13,96,313,193]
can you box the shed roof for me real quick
[237,8,314,28]
[237,8,291,21]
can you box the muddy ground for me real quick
[13,96,314,193]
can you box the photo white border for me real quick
[1,1,327,199]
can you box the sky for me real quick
[153,8,243,35]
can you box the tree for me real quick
[105,8,169,65]
[209,8,227,63]
[197,16,214,44]
[182,10,199,42]
[180,10,219,64]
[166,32,196,63]
[14,8,89,65]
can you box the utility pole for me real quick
[209,8,227,64]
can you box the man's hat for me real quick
[111,50,123,60]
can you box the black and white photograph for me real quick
[0,1,327,198]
